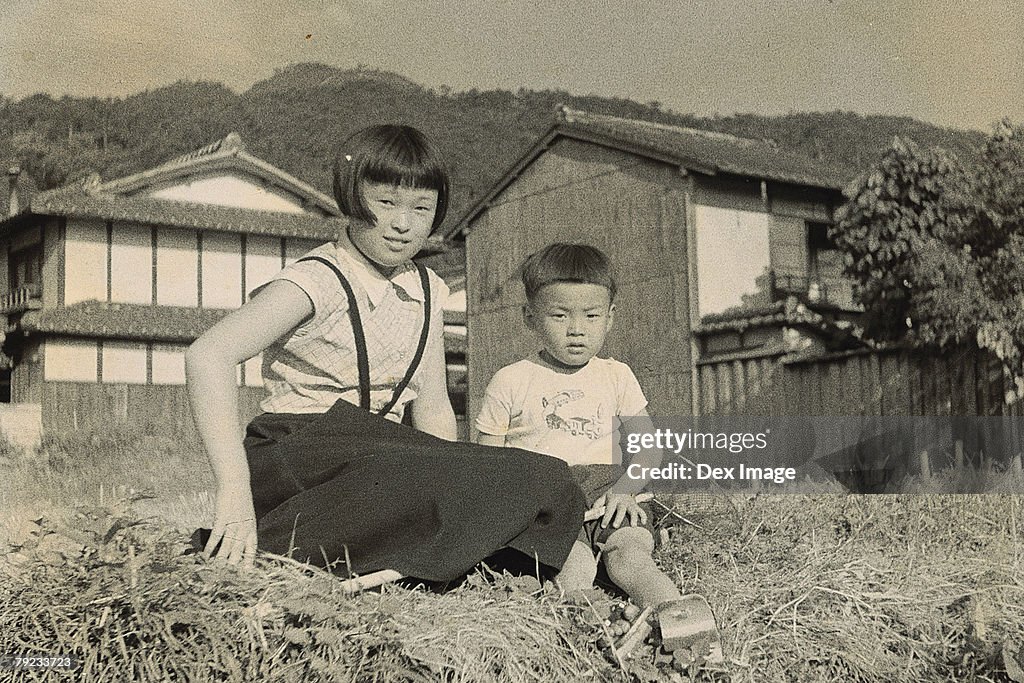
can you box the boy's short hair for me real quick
[520,243,617,302]
[332,125,450,233]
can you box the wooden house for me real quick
[447,107,862,424]
[0,133,465,444]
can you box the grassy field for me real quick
[2,431,1024,682]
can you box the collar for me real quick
[332,241,425,308]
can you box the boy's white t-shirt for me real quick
[476,355,648,466]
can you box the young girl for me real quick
[186,125,585,580]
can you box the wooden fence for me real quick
[41,383,266,443]
[696,346,1024,485]
[697,345,1020,417]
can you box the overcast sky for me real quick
[0,0,1019,132]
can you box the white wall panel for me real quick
[152,344,187,385]
[64,219,107,305]
[102,342,147,384]
[156,227,198,306]
[245,235,282,298]
[201,231,242,308]
[44,340,98,382]
[110,223,152,304]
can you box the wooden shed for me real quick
[448,107,861,425]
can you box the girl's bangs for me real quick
[363,155,446,193]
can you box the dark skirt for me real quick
[244,398,587,582]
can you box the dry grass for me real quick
[2,433,1024,682]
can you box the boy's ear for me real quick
[522,304,534,329]
[607,302,615,329]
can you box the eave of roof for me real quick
[18,302,231,343]
[444,107,850,240]
[100,132,340,216]
[17,301,469,354]
[9,189,345,241]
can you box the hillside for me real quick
[0,63,989,232]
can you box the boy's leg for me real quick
[601,526,681,608]
[555,540,599,592]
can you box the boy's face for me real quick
[525,282,614,367]
[347,181,437,274]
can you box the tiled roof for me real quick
[19,301,469,355]
[693,297,866,350]
[557,107,849,190]
[447,107,849,238]
[19,302,230,343]
[99,132,339,216]
[22,188,345,240]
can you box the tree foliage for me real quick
[0,63,986,229]
[832,121,1024,378]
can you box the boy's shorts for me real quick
[571,464,658,552]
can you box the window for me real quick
[695,205,772,316]
[9,246,41,291]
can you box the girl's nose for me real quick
[391,211,411,232]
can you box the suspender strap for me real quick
[378,264,431,417]
[295,256,431,416]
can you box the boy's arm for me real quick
[474,367,515,448]
[596,408,664,528]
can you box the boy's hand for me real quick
[594,493,648,529]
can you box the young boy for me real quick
[475,243,683,610]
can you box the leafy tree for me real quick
[832,121,1024,379]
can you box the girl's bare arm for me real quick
[185,280,313,564]
[410,298,457,440]
[477,433,506,447]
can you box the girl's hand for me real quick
[205,486,258,567]
[594,493,648,529]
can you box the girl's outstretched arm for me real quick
[185,280,313,566]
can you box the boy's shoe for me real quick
[655,595,723,665]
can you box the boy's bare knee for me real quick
[603,526,655,555]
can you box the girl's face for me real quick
[347,181,438,274]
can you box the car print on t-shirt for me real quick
[540,390,606,440]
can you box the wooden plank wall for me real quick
[466,139,693,427]
[40,383,266,442]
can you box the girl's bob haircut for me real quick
[332,124,450,233]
